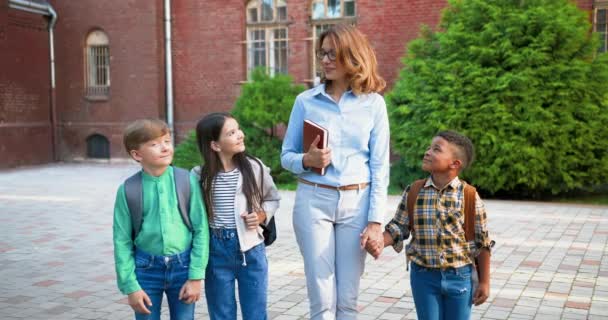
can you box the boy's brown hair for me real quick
[436,130,475,170]
[123,119,170,153]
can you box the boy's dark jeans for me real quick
[134,248,194,320]
[410,262,473,320]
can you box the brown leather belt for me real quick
[298,178,369,191]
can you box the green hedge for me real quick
[387,0,608,197]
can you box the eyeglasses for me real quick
[316,49,337,61]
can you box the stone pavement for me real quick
[1,163,607,320]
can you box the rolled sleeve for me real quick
[474,193,493,254]
[385,189,410,253]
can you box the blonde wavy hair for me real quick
[318,24,386,95]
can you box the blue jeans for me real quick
[205,228,268,320]
[133,248,195,320]
[410,262,473,320]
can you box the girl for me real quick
[193,112,280,320]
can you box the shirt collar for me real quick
[312,83,355,99]
[425,175,461,191]
[141,166,172,182]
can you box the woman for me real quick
[280,24,389,319]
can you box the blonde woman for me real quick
[281,24,389,319]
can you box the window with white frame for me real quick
[246,0,288,77]
[595,5,607,52]
[85,30,110,98]
[310,0,356,83]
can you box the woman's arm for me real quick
[367,96,390,224]
[280,97,308,174]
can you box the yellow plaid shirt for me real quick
[385,176,492,269]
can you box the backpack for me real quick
[124,167,193,240]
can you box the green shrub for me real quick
[388,0,608,197]
[232,68,306,184]
[172,130,200,170]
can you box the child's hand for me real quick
[364,238,383,259]
[179,279,202,304]
[360,223,383,259]
[473,282,490,306]
[241,211,266,230]
[128,290,152,314]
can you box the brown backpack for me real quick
[406,179,477,241]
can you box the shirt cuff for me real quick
[188,269,205,280]
[385,223,405,253]
[121,282,142,295]
[299,154,310,173]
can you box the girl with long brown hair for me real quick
[193,112,280,320]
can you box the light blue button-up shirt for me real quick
[281,84,390,223]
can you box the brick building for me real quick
[0,0,603,168]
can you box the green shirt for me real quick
[113,166,209,295]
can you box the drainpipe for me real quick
[164,0,175,136]
[8,0,59,161]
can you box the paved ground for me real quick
[1,163,607,319]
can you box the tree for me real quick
[388,0,608,196]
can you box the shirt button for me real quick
[158,188,164,194]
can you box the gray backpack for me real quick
[124,167,193,239]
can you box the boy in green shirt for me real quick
[113,119,209,319]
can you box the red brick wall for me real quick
[171,0,448,138]
[358,0,447,90]
[53,0,165,160]
[0,5,53,168]
[171,0,248,140]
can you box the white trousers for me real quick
[292,182,370,320]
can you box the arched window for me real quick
[86,134,110,159]
[310,0,356,83]
[595,4,607,52]
[85,30,110,98]
[246,0,289,76]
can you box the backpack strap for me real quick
[173,167,193,232]
[124,171,143,240]
[463,182,477,242]
[407,179,427,233]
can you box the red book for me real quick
[303,119,329,175]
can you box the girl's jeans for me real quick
[205,228,268,320]
[133,248,194,320]
[410,262,473,320]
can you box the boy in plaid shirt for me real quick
[363,131,493,320]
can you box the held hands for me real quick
[241,211,267,230]
[303,135,331,170]
[128,290,152,314]
[178,279,202,304]
[360,222,384,259]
